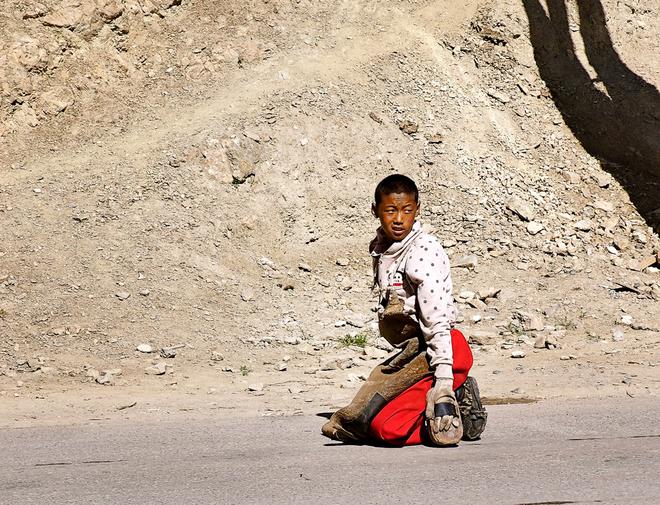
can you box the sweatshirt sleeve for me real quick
[405,235,455,380]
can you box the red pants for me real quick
[368,329,473,446]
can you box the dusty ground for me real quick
[0,0,659,427]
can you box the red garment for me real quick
[369,328,473,446]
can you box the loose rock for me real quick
[506,197,534,221]
[145,362,168,375]
[526,222,544,235]
[398,120,418,134]
[136,344,153,353]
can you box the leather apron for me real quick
[322,259,432,442]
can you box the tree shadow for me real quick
[522,0,660,232]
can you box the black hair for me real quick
[374,174,419,207]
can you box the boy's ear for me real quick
[371,203,377,218]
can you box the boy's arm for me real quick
[407,236,462,443]
[406,235,455,386]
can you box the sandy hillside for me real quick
[0,0,658,426]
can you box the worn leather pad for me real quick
[434,402,457,418]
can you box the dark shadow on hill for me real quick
[522,0,660,232]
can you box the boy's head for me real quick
[372,174,420,242]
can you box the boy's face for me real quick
[372,192,419,242]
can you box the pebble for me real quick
[136,344,153,353]
[514,310,545,332]
[612,327,625,342]
[398,120,418,134]
[115,291,130,300]
[453,255,479,269]
[258,257,275,269]
[613,237,630,251]
[96,373,113,385]
[363,345,389,360]
[334,320,347,327]
[298,262,312,272]
[139,289,150,296]
[244,130,261,142]
[506,197,534,221]
[160,347,178,358]
[469,330,498,346]
[592,200,614,212]
[526,221,544,235]
[86,368,100,379]
[210,351,224,361]
[248,383,264,392]
[336,258,350,267]
[574,220,593,232]
[511,350,526,358]
[619,315,633,326]
[596,174,610,188]
[374,337,394,351]
[631,255,657,272]
[632,230,647,244]
[145,362,168,375]
[346,316,367,328]
[478,287,501,300]
[240,288,255,302]
[562,171,580,184]
[533,335,547,349]
[486,88,511,104]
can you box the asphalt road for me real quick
[1,398,659,505]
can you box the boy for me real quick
[322,174,487,446]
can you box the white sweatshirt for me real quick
[370,221,456,380]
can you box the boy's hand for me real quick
[425,381,463,445]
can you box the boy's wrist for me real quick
[433,364,454,385]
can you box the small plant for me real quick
[586,332,602,342]
[556,314,577,330]
[506,321,525,336]
[340,332,368,348]
[239,365,251,376]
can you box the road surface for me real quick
[1,398,658,504]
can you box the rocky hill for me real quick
[0,0,658,424]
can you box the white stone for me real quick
[574,220,593,232]
[526,222,544,235]
[145,362,168,375]
[612,327,624,342]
